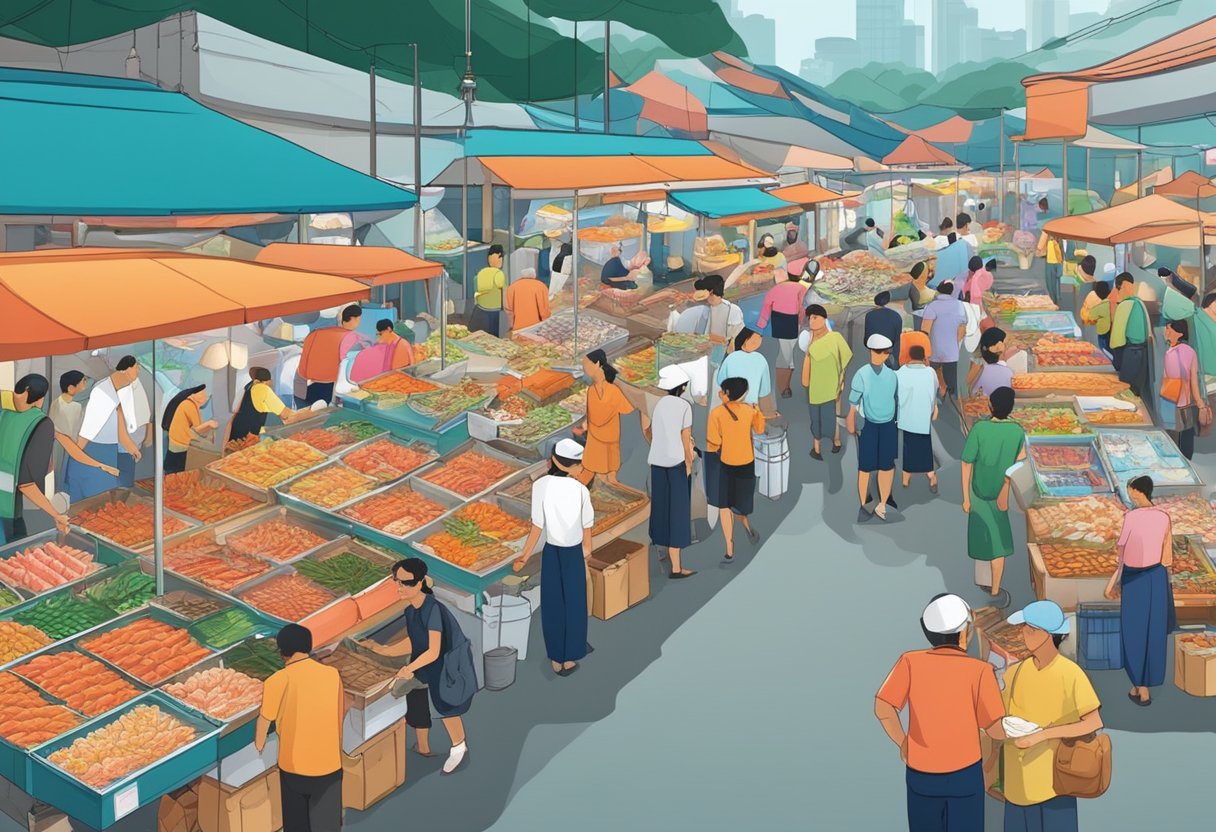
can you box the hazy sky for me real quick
[736,0,1113,70]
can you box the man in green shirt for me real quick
[470,244,506,336]
[1110,272,1151,400]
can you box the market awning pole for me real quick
[603,22,610,135]
[573,190,580,359]
[1200,219,1208,296]
[152,340,164,595]
[413,43,424,260]
[998,110,1005,224]
[369,62,377,178]
[1085,148,1091,197]
[1061,140,1069,217]
[1136,147,1144,198]
[454,154,468,371]
[573,22,579,133]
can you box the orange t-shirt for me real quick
[298,327,348,383]
[900,330,932,366]
[876,647,1004,774]
[506,278,551,331]
[586,382,635,444]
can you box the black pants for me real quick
[1172,427,1196,460]
[0,517,28,545]
[933,361,958,395]
[404,685,432,730]
[295,381,335,410]
[280,770,343,832]
[1117,343,1149,399]
[164,450,188,474]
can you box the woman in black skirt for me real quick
[895,344,939,491]
[643,365,697,577]
[706,377,766,561]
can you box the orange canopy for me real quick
[882,135,960,168]
[1021,17,1216,139]
[80,214,290,230]
[1042,194,1208,245]
[478,154,768,191]
[255,243,442,286]
[1154,171,1216,200]
[623,71,708,135]
[769,182,850,207]
[0,249,369,360]
[914,115,974,144]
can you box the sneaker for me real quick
[442,743,469,775]
[810,448,823,460]
[781,388,792,399]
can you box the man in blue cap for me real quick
[1000,601,1104,832]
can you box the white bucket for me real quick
[754,429,789,500]
[482,594,533,661]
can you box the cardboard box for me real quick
[1174,632,1216,697]
[205,737,278,789]
[343,689,410,755]
[158,784,201,832]
[587,556,629,620]
[342,720,406,811]
[591,539,649,615]
[27,804,71,832]
[198,769,282,832]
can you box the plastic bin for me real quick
[482,593,532,661]
[754,428,790,501]
[1076,602,1123,671]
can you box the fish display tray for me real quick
[0,529,128,602]
[336,477,465,543]
[159,642,275,757]
[210,506,350,566]
[72,607,219,687]
[314,637,402,711]
[0,670,89,790]
[231,566,350,625]
[30,690,220,830]
[1027,437,1116,499]
[132,472,269,529]
[408,439,529,503]
[403,494,535,579]
[66,489,199,555]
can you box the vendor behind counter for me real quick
[0,374,67,543]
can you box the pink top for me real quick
[1118,506,1171,569]
[1163,343,1198,407]
[757,281,809,328]
[962,268,993,302]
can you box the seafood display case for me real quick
[1026,438,1116,500]
[66,490,199,555]
[1096,428,1202,499]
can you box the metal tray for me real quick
[232,565,350,625]
[511,310,630,369]
[67,489,199,555]
[0,529,127,601]
[29,690,221,830]
[141,526,282,599]
[131,471,268,529]
[408,438,529,502]
[258,417,386,457]
[1026,436,1116,500]
[337,478,465,543]
[149,589,232,622]
[1075,395,1154,429]
[205,438,330,498]
[0,670,89,790]
[314,637,401,711]
[158,642,272,755]
[73,607,219,688]
[334,433,439,485]
[7,642,149,720]
[403,493,535,578]
[211,505,349,566]
[273,459,381,514]
[296,538,400,598]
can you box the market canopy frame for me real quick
[254,244,443,286]
[1042,194,1213,246]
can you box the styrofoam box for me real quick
[343,692,410,755]
[204,736,278,789]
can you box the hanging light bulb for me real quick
[125,31,141,79]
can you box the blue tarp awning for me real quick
[670,187,794,219]
[0,68,416,215]
[456,128,714,158]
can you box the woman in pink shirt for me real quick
[756,269,808,399]
[1159,319,1207,459]
[1105,475,1175,706]
[960,257,994,304]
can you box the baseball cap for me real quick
[866,333,893,351]
[554,438,585,460]
[1007,600,1070,635]
[657,365,691,391]
[922,594,971,634]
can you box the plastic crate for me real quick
[1077,602,1123,671]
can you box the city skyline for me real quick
[732,0,1113,74]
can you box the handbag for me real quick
[1007,662,1112,800]
[1160,376,1186,404]
[435,601,478,707]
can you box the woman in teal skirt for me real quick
[960,386,1025,607]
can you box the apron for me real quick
[229,382,269,444]
[770,310,800,341]
[0,409,44,520]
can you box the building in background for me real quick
[857,0,926,70]
[933,0,980,71]
[1069,11,1103,33]
[977,27,1027,61]
[716,0,776,66]
[799,56,834,87]
[1027,0,1070,49]
[814,36,861,80]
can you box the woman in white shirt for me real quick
[67,356,142,501]
[513,439,595,677]
[642,366,696,578]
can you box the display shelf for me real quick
[66,490,199,555]
[0,530,130,602]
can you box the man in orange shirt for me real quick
[505,267,552,332]
[294,305,362,407]
[899,328,932,367]
[875,594,1006,831]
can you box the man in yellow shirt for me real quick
[1043,235,1063,305]
[470,244,507,336]
[1000,601,1103,832]
[256,624,345,832]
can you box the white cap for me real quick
[554,438,584,460]
[964,198,977,208]
[866,333,893,351]
[1102,263,1117,278]
[657,365,690,391]
[519,267,537,279]
[922,594,971,634]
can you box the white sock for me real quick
[443,742,468,773]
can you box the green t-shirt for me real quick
[961,419,1025,500]
[1112,297,1147,347]
[804,331,853,405]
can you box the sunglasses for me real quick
[395,577,423,587]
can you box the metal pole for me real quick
[508,193,515,282]
[572,190,580,360]
[1136,149,1144,198]
[573,22,579,133]
[297,215,305,243]
[1085,148,1091,197]
[603,22,610,134]
[1062,140,1069,216]
[413,44,424,259]
[1201,219,1208,296]
[369,62,377,178]
[152,341,164,595]
[454,155,467,372]
[998,110,1005,224]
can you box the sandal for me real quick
[832,442,842,454]
[1127,692,1151,707]
[410,743,435,758]
[670,570,697,579]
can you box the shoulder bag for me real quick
[435,600,478,707]
[1008,661,1112,800]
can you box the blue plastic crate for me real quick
[30,690,220,829]
[1077,602,1123,671]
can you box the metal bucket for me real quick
[483,646,518,691]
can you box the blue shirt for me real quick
[930,239,971,290]
[923,296,968,363]
[601,257,636,289]
[895,363,937,434]
[715,350,771,405]
[850,362,898,424]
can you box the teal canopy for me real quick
[0,68,415,216]
[457,129,713,158]
[670,187,793,219]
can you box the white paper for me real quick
[1077,396,1135,412]
[113,783,139,820]
[1002,716,1041,738]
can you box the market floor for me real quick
[12,262,1214,832]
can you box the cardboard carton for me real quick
[198,769,282,832]
[27,804,71,832]
[587,556,628,620]
[158,784,201,832]
[1174,632,1216,697]
[589,539,648,618]
[342,719,406,811]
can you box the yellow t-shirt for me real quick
[260,658,344,776]
[168,400,201,448]
[475,267,506,310]
[0,391,12,411]
[1001,655,1101,806]
[250,383,287,415]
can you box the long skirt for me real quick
[65,441,120,502]
[967,492,1013,562]
[649,463,691,549]
[1117,343,1150,398]
[901,430,934,474]
[540,542,588,665]
[1120,563,1176,688]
